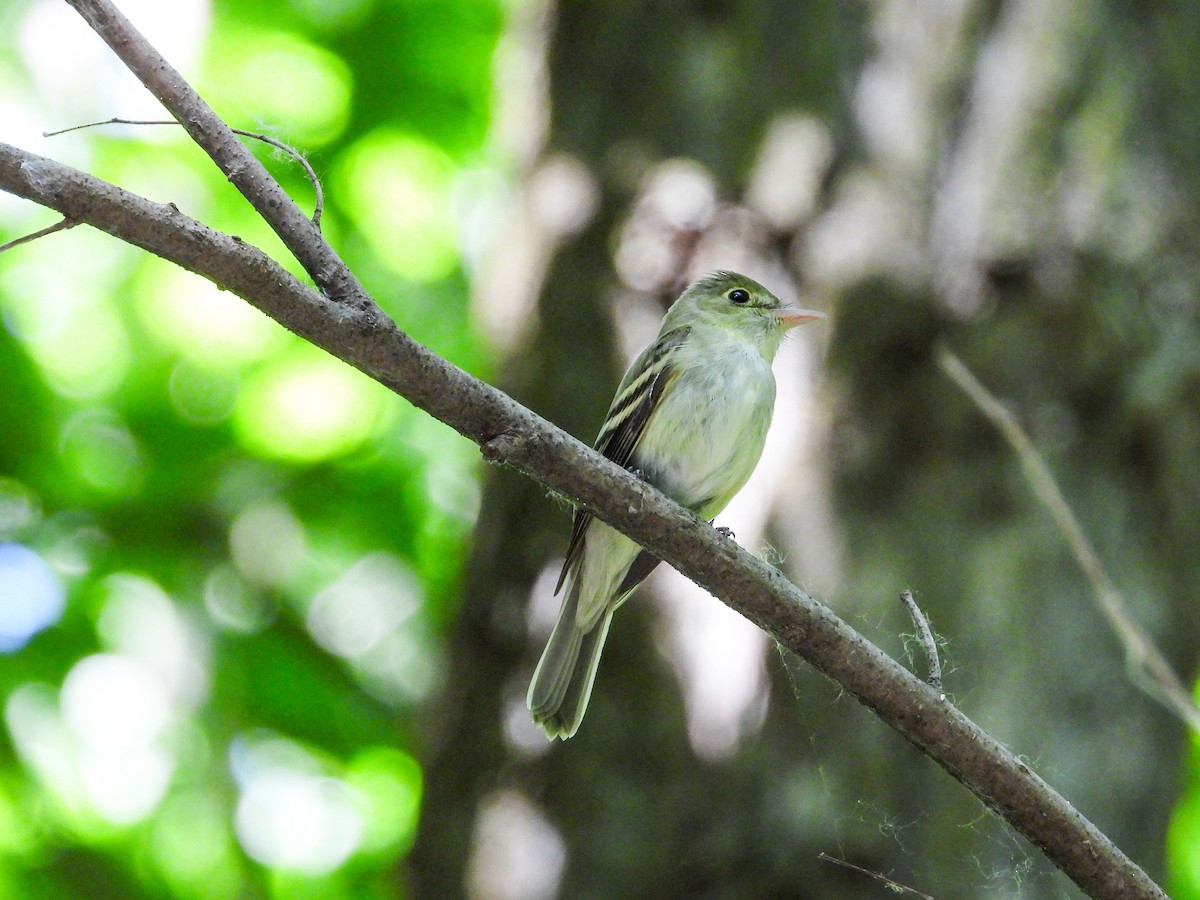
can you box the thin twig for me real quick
[818,852,937,899]
[900,589,943,695]
[44,117,324,226]
[0,216,79,252]
[937,344,1200,733]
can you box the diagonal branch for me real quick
[0,3,1168,897]
[65,0,358,304]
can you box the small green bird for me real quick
[528,270,824,739]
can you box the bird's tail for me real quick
[527,584,614,740]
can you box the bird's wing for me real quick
[554,327,690,594]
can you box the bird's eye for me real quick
[728,288,751,305]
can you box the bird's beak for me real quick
[772,307,826,329]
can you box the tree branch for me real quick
[900,589,943,695]
[0,2,1167,897]
[818,852,936,900]
[938,345,1200,733]
[44,117,325,225]
[64,0,358,304]
[0,216,78,252]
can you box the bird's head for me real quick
[665,271,824,345]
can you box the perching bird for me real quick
[527,270,824,739]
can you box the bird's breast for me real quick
[633,344,776,517]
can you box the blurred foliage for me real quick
[0,0,499,896]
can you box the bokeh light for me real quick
[306,552,421,659]
[236,770,363,873]
[60,653,175,825]
[0,478,41,538]
[135,260,287,368]
[467,790,566,900]
[333,130,460,282]
[168,360,240,426]
[7,655,173,828]
[201,28,352,147]
[150,789,243,899]
[4,572,207,833]
[230,733,364,875]
[306,553,443,705]
[0,235,134,400]
[97,573,209,709]
[17,0,210,125]
[57,408,146,498]
[344,746,423,857]
[203,563,274,634]
[0,542,65,651]
[229,500,307,591]
[233,347,391,463]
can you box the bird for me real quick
[527,270,824,739]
